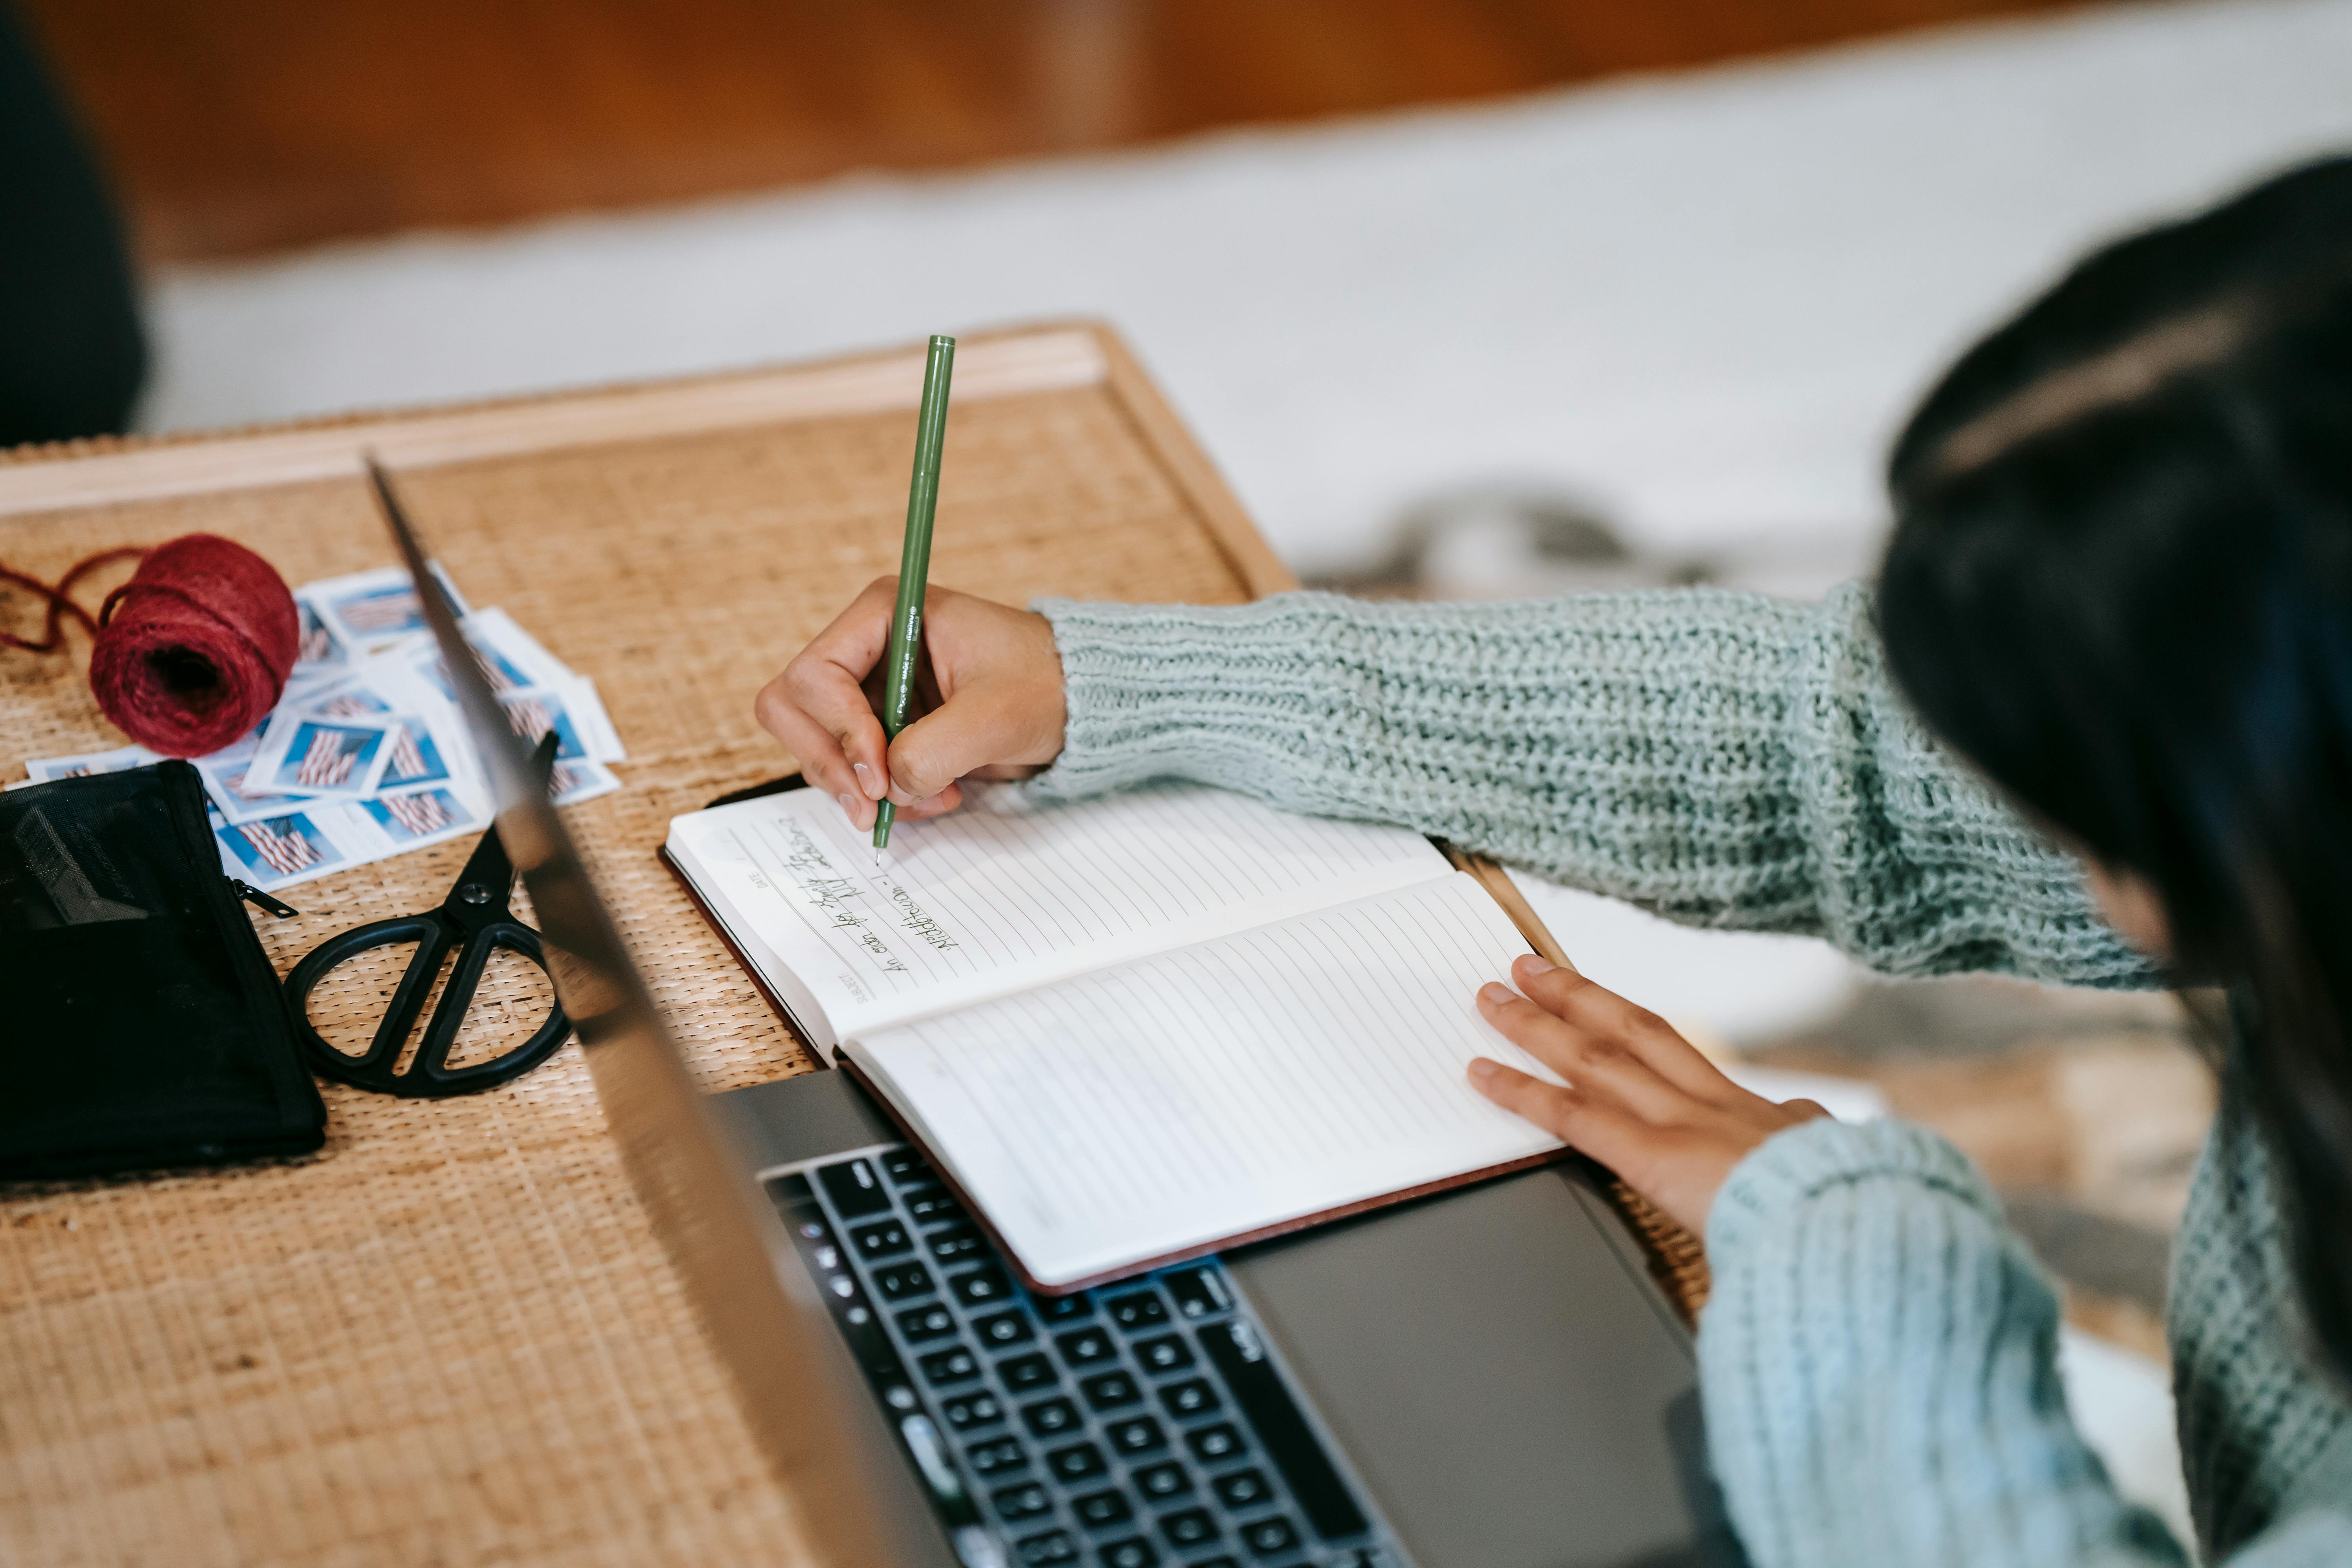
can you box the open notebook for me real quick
[663,781,1571,1291]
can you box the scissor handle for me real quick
[286,915,571,1098]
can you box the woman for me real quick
[757,158,2352,1564]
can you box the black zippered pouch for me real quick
[0,760,325,1179]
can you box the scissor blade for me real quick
[441,731,558,911]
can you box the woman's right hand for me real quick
[754,577,1069,831]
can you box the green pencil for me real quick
[874,334,956,861]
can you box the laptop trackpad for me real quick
[1228,1166,1741,1568]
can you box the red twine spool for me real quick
[85,535,299,758]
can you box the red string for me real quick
[86,534,300,757]
[0,547,145,653]
[6,537,299,757]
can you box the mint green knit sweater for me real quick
[1029,583,2352,1566]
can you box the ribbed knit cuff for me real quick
[1027,595,1334,802]
[1705,1117,1998,1266]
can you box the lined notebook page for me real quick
[669,782,1453,1046]
[842,874,1566,1287]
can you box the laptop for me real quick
[378,465,1740,1568]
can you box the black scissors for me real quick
[285,734,570,1097]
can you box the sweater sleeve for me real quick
[1700,1118,2352,1568]
[1030,583,2153,986]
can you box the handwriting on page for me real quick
[728,781,1449,1007]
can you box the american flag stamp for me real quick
[544,756,621,809]
[19,745,156,784]
[305,562,472,654]
[194,752,317,825]
[214,809,352,889]
[292,669,460,791]
[247,715,396,800]
[412,639,532,701]
[497,688,590,761]
[291,595,351,677]
[300,678,393,720]
[363,787,476,846]
[379,716,453,789]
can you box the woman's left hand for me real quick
[1470,954,1831,1237]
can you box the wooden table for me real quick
[0,324,1696,1565]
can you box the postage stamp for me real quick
[305,562,472,653]
[19,745,156,784]
[292,595,352,677]
[544,756,622,808]
[247,714,396,799]
[361,786,479,847]
[498,688,590,761]
[214,808,355,890]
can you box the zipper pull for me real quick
[232,879,299,918]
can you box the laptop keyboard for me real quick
[767,1145,1398,1568]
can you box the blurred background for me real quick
[13,0,2352,1532]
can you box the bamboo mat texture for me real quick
[0,325,1704,1566]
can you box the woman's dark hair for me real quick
[1879,155,2352,1380]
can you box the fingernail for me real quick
[1479,982,1515,1006]
[1516,954,1555,976]
[1468,1058,1498,1080]
[837,792,861,825]
[853,762,884,799]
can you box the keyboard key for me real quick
[1014,1528,1079,1565]
[966,1436,1029,1476]
[1162,1267,1232,1321]
[1104,1290,1170,1332]
[1072,1488,1133,1528]
[1099,1539,1158,1568]
[1160,1508,1220,1549]
[896,1304,956,1342]
[1158,1379,1220,1419]
[850,1219,912,1258]
[904,1188,965,1225]
[1185,1424,1245,1465]
[1210,1470,1271,1511]
[976,1310,1034,1347]
[880,1146,932,1186]
[1000,1352,1059,1393]
[1056,1327,1117,1367]
[1133,1335,1193,1374]
[918,1347,979,1385]
[816,1159,892,1218]
[1080,1370,1142,1409]
[875,1261,935,1300]
[953,1265,1015,1307]
[1046,1441,1108,1483]
[993,1481,1051,1522]
[943,1392,1003,1429]
[1022,1397,1082,1437]
[1241,1517,1299,1557]
[1133,1461,1192,1501]
[1106,1416,1166,1455]
[1036,1292,1096,1323]
[927,1222,987,1264]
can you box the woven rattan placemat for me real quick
[0,326,1704,1566]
